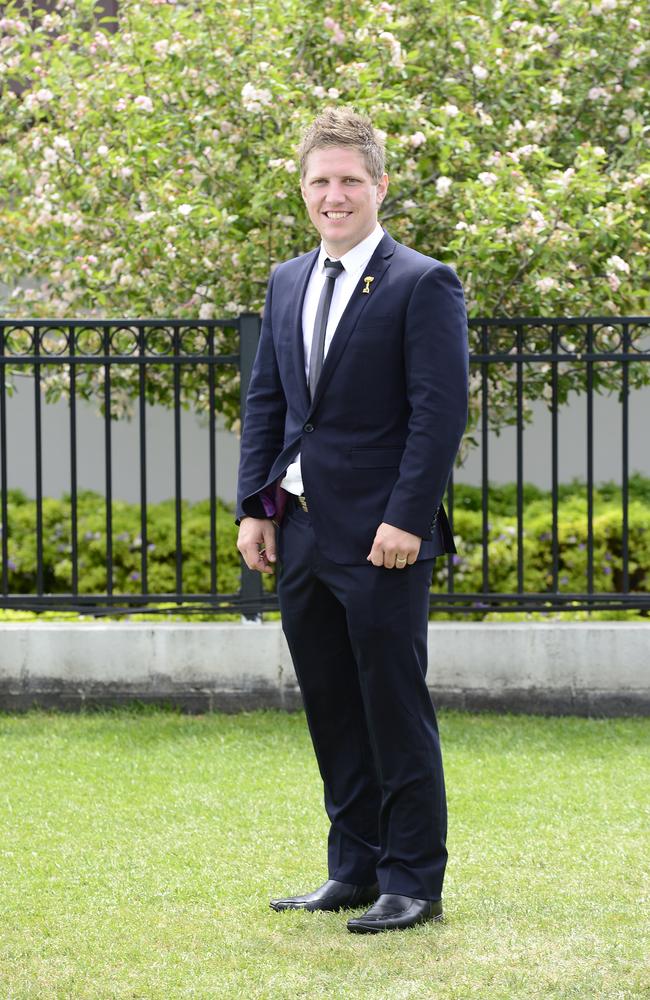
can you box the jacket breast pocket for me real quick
[354,314,398,333]
[350,448,403,469]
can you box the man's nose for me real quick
[324,182,347,202]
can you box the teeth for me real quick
[325,212,350,219]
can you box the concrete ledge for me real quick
[0,621,648,716]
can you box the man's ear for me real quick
[377,173,389,205]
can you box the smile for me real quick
[323,211,351,220]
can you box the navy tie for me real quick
[308,258,345,400]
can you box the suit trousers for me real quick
[277,501,448,901]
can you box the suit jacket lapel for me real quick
[290,248,319,410]
[309,232,396,412]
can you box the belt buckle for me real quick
[298,494,309,513]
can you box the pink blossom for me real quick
[324,17,345,44]
[409,131,426,148]
[134,95,154,112]
[472,64,488,81]
[379,31,403,68]
[436,176,452,196]
[241,82,272,112]
[607,255,630,274]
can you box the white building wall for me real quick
[2,375,649,504]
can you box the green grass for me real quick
[0,709,648,999]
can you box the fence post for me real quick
[238,313,265,620]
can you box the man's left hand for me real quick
[367,522,422,569]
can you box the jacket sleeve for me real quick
[235,271,287,520]
[382,262,469,539]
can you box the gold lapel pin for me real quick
[362,276,374,294]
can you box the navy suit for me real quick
[237,231,469,900]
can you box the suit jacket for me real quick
[236,230,469,565]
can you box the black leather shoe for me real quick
[270,879,380,912]
[347,893,443,933]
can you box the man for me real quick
[236,108,468,934]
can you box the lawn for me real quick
[0,709,647,1000]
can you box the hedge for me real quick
[439,477,650,599]
[2,478,648,613]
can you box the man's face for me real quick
[300,146,389,257]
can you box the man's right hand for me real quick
[237,517,277,574]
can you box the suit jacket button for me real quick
[303,423,314,433]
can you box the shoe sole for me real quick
[347,912,444,934]
[270,889,380,913]
[270,902,347,912]
[270,898,379,913]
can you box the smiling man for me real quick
[236,108,469,933]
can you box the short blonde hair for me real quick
[298,107,386,183]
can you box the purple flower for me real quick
[604,552,612,561]
[560,575,569,585]
[129,571,140,581]
[578,543,586,551]
[603,566,612,575]
[8,559,17,571]
[539,531,551,541]
[452,554,462,565]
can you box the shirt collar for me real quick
[317,222,385,275]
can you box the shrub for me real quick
[2,480,648,617]
[3,489,244,600]
[435,476,650,601]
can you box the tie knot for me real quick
[323,258,344,278]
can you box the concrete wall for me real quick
[0,621,648,716]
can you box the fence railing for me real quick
[1,316,648,617]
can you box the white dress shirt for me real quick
[281,223,385,496]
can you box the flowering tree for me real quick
[0,0,647,434]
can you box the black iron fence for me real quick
[0,316,648,617]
